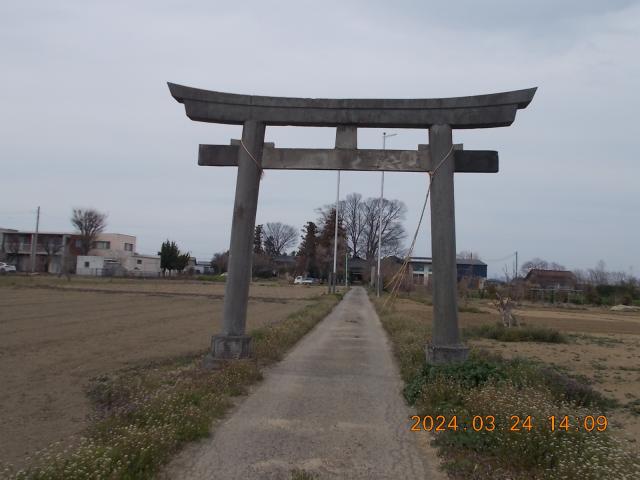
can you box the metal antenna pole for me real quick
[376,172,384,297]
[332,170,340,293]
[377,132,397,297]
[345,252,348,287]
[31,206,40,273]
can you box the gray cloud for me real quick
[1,0,638,276]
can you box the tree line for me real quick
[212,193,408,280]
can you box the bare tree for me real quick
[494,293,518,327]
[609,270,634,285]
[317,195,406,262]
[340,193,365,258]
[6,240,20,265]
[502,264,513,283]
[263,222,297,257]
[360,197,406,261]
[573,268,588,285]
[520,257,565,276]
[211,250,229,274]
[520,257,549,275]
[71,208,107,255]
[588,259,609,285]
[42,237,62,273]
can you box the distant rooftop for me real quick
[409,256,487,266]
[525,269,576,279]
[0,228,134,237]
[456,258,487,266]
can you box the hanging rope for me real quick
[240,139,264,178]
[382,144,455,310]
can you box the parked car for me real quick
[294,276,315,285]
[0,262,16,274]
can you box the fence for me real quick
[527,288,584,304]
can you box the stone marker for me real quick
[169,83,536,364]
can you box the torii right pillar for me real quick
[428,124,467,364]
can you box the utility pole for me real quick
[31,206,40,273]
[332,170,340,293]
[345,252,348,288]
[514,250,518,280]
[377,132,397,297]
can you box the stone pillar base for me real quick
[426,343,469,365]
[203,334,253,368]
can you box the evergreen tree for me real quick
[175,252,191,272]
[253,224,264,254]
[317,208,347,281]
[158,240,190,275]
[297,221,319,277]
[159,240,178,275]
[264,236,277,257]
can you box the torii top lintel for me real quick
[168,83,536,129]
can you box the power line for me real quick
[0,209,38,216]
[483,252,517,263]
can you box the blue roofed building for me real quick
[408,256,487,287]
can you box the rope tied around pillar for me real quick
[240,139,264,179]
[429,144,455,179]
[382,144,455,310]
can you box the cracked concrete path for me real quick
[164,286,442,479]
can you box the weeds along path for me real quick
[164,286,442,480]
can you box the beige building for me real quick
[75,233,160,277]
[0,226,160,276]
[76,253,160,277]
[121,254,161,277]
[77,233,137,260]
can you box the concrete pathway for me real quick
[165,287,441,479]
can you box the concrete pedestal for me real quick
[211,334,253,359]
[426,343,469,364]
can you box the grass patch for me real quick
[290,468,319,479]
[568,333,624,347]
[463,323,568,343]
[626,399,640,416]
[6,293,342,480]
[458,305,488,314]
[395,293,432,306]
[195,274,226,282]
[398,294,487,314]
[373,296,636,480]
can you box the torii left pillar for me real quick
[208,120,265,363]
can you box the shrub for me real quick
[195,274,226,282]
[463,323,567,343]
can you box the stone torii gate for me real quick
[168,83,536,365]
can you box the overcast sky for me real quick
[1,0,639,277]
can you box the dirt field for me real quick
[0,277,326,467]
[393,296,640,446]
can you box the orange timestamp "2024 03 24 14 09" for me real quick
[410,415,609,433]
